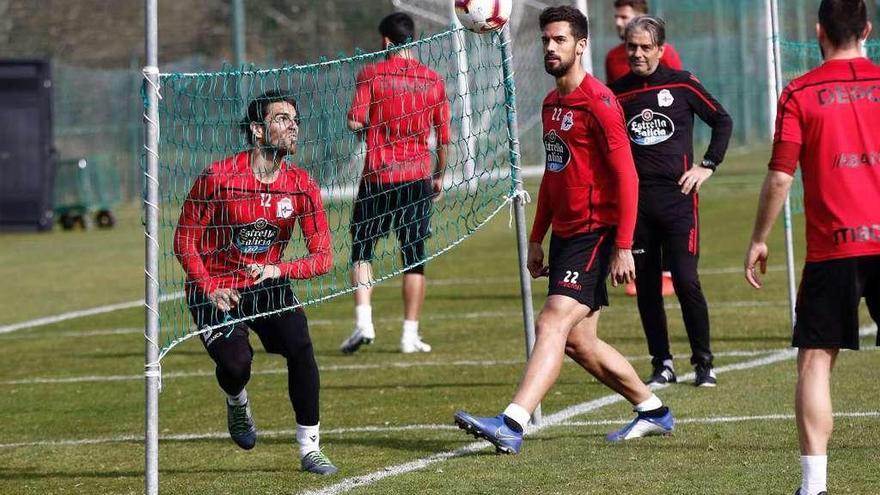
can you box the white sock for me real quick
[634,394,663,412]
[801,455,827,495]
[503,403,531,430]
[355,304,373,330]
[662,359,674,370]
[226,388,248,406]
[297,423,321,457]
[402,320,419,340]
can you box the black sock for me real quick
[641,406,669,418]
[502,415,523,433]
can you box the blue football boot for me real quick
[454,411,523,454]
[606,408,675,442]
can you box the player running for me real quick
[610,15,733,387]
[174,91,337,475]
[745,1,878,494]
[453,6,674,454]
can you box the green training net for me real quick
[153,27,521,358]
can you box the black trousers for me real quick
[633,188,713,367]
[187,280,320,426]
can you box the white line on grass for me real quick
[300,330,879,495]
[298,349,804,495]
[0,349,787,386]
[2,410,878,451]
[0,298,791,341]
[561,411,880,428]
[5,327,877,386]
[0,292,183,335]
[0,264,787,335]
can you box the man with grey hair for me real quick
[610,15,733,388]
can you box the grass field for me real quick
[0,148,878,495]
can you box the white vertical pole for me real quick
[574,0,594,74]
[143,0,161,493]
[765,0,797,329]
[449,2,478,192]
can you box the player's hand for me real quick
[678,166,714,195]
[744,241,769,289]
[432,177,445,203]
[527,242,549,278]
[208,288,240,312]
[610,248,636,287]
[246,263,281,285]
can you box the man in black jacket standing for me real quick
[610,15,733,387]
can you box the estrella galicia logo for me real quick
[544,130,571,172]
[232,218,279,254]
[627,109,675,146]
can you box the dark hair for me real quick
[625,15,667,47]
[818,0,868,47]
[379,12,415,46]
[613,0,650,14]
[240,90,299,146]
[539,6,589,41]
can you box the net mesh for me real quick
[154,28,519,357]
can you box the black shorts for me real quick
[350,179,433,271]
[547,229,615,310]
[793,255,880,350]
[187,280,307,357]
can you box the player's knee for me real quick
[401,243,426,271]
[404,263,425,275]
[535,319,568,339]
[671,273,702,296]
[218,353,252,382]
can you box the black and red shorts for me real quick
[186,280,308,357]
[350,179,433,273]
[547,228,615,310]
[793,255,880,350]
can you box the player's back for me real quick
[359,58,444,134]
[349,57,449,183]
[780,57,880,260]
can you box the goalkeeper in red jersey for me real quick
[174,91,337,475]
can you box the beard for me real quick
[263,135,298,157]
[260,142,297,162]
[544,55,576,77]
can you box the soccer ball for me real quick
[454,0,512,33]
